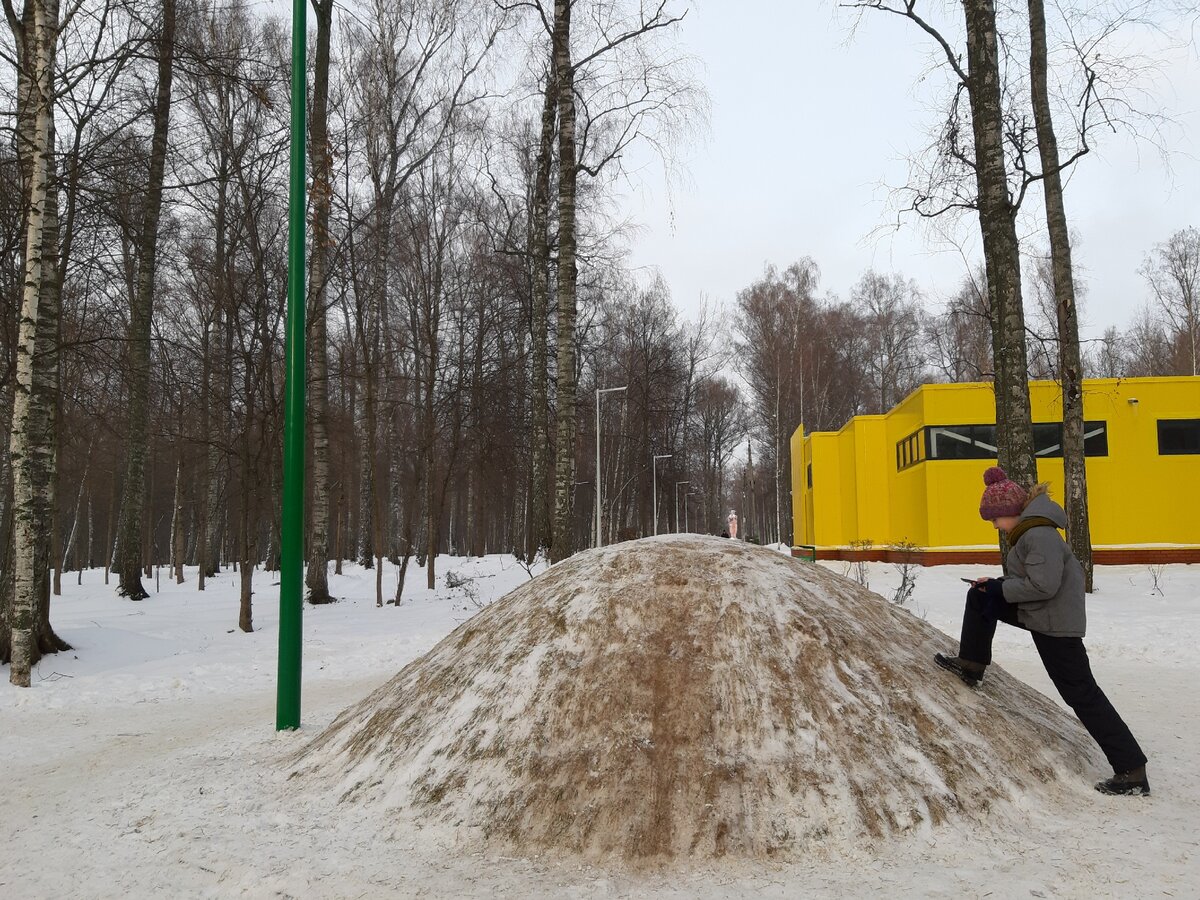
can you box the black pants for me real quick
[959,586,1147,773]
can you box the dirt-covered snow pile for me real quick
[290,534,1104,861]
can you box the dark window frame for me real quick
[1033,421,1109,458]
[924,424,996,460]
[923,421,1109,460]
[1082,421,1109,457]
[1158,418,1200,455]
[896,429,925,471]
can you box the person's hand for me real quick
[975,580,1008,618]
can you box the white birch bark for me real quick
[528,56,556,559]
[9,0,59,686]
[304,0,335,603]
[114,0,175,600]
[170,458,184,583]
[1028,0,1093,589]
[61,436,94,579]
[550,0,579,563]
[962,0,1037,488]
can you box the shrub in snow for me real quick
[290,535,1104,862]
[1147,565,1165,597]
[847,538,873,588]
[890,539,920,608]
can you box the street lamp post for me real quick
[595,385,627,548]
[652,453,672,535]
[674,480,690,532]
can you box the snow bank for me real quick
[291,535,1103,862]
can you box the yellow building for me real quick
[790,376,1200,562]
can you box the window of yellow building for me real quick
[1158,419,1200,454]
[897,422,1110,470]
[896,430,925,471]
[1031,422,1109,457]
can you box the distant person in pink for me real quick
[727,510,738,540]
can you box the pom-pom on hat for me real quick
[979,466,1027,520]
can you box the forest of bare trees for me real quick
[2,0,1197,683]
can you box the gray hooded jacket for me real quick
[999,493,1086,637]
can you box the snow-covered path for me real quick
[2,556,1198,898]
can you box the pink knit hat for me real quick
[979,466,1027,520]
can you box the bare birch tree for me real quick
[113,0,175,600]
[733,260,872,544]
[339,0,504,601]
[850,0,1038,486]
[503,0,699,560]
[1123,304,1174,377]
[526,55,555,559]
[1085,325,1126,378]
[4,0,60,684]
[1028,0,1097,588]
[926,270,993,383]
[1140,227,1200,376]
[305,0,335,603]
[548,0,578,561]
[850,270,928,413]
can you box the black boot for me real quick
[1095,766,1150,797]
[934,652,986,687]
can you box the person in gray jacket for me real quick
[935,466,1150,796]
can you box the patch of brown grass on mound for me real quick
[290,535,1104,862]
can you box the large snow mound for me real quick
[290,535,1104,861]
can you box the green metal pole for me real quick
[277,0,307,731]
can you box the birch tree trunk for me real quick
[8,0,60,685]
[0,467,13,664]
[34,126,64,636]
[48,367,60,600]
[196,317,212,590]
[363,354,383,605]
[357,391,375,568]
[1028,0,1092,589]
[200,151,232,586]
[305,0,335,603]
[774,375,782,545]
[170,457,184,583]
[962,0,1037,487]
[61,436,94,581]
[333,492,343,575]
[528,57,556,560]
[423,321,440,591]
[746,441,755,541]
[424,412,437,590]
[49,350,61,597]
[115,0,176,600]
[104,474,116,584]
[345,355,358,569]
[84,492,92,577]
[550,0,579,562]
[204,404,225,575]
[238,496,253,633]
[142,451,153,579]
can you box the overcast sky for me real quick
[620,4,1200,341]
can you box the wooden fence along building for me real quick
[790,377,1200,565]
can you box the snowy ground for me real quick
[2,549,1197,899]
